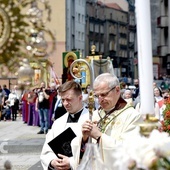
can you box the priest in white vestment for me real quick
[40,81,89,170]
[71,73,143,170]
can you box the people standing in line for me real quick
[158,74,164,80]
[120,81,127,97]
[21,89,30,123]
[162,89,170,99]
[36,82,50,134]
[71,73,142,170]
[6,86,20,121]
[2,103,11,121]
[40,80,89,170]
[2,84,10,99]
[0,85,6,120]
[153,82,162,92]
[132,78,140,99]
[153,82,157,89]
[48,83,58,112]
[48,83,58,128]
[26,89,37,125]
[14,85,22,117]
[122,74,128,84]
[122,89,134,106]
[2,84,11,120]
[153,87,164,121]
[154,87,163,103]
[52,92,67,120]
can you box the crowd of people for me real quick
[0,84,21,121]
[121,79,170,121]
[0,82,66,133]
[1,73,170,170]
[1,76,167,128]
[21,81,67,134]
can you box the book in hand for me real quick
[48,127,76,157]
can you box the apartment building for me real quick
[58,0,131,77]
[157,0,170,75]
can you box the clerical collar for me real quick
[67,108,83,123]
[100,97,127,115]
[105,106,115,114]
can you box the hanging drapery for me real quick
[91,59,114,80]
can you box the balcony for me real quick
[157,45,168,56]
[157,16,168,28]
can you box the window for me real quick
[81,32,84,41]
[100,25,104,33]
[95,24,99,33]
[100,43,104,52]
[78,13,80,23]
[90,23,93,31]
[82,15,84,23]
[78,31,80,40]
[95,42,99,51]
[110,13,112,19]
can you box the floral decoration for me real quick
[161,97,170,134]
[112,130,170,170]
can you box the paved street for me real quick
[0,117,45,170]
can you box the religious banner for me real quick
[62,51,80,83]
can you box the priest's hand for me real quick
[82,120,102,141]
[82,120,93,142]
[90,121,102,140]
[50,154,70,170]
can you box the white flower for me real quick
[149,130,170,157]
[112,129,170,169]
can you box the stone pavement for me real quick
[0,117,46,170]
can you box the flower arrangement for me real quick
[112,130,170,170]
[161,97,170,134]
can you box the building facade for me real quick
[54,0,169,80]
[1,0,168,87]
[157,0,170,76]
[66,0,86,57]
[86,1,132,77]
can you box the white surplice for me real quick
[40,108,89,170]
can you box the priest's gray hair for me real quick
[93,73,120,89]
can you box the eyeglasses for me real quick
[94,86,116,99]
